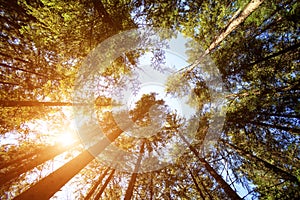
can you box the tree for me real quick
[1,0,299,199]
[93,168,116,199]
[0,141,79,186]
[84,167,110,199]
[124,142,145,200]
[178,123,242,199]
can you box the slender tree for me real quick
[93,169,116,200]
[179,134,242,200]
[188,168,206,199]
[84,167,110,200]
[0,141,79,186]
[221,139,299,184]
[124,142,145,200]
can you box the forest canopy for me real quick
[0,0,299,199]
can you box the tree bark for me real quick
[252,121,300,134]
[0,52,30,64]
[13,125,126,200]
[199,180,214,200]
[179,134,242,200]
[150,173,153,200]
[93,169,115,199]
[92,0,119,30]
[84,168,110,200]
[182,0,265,73]
[248,42,300,67]
[0,141,79,186]
[222,140,299,185]
[188,168,206,199]
[0,146,46,170]
[0,81,19,86]
[0,100,112,107]
[124,142,145,200]
[0,63,48,78]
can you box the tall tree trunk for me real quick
[13,126,126,200]
[13,150,94,200]
[251,121,300,134]
[0,63,47,78]
[182,0,264,73]
[226,83,299,99]
[248,42,300,67]
[93,169,115,200]
[0,145,46,170]
[0,52,30,64]
[149,173,153,200]
[199,180,214,200]
[0,141,79,185]
[84,168,110,200]
[0,81,19,86]
[0,100,112,107]
[179,134,242,200]
[222,140,299,185]
[188,168,206,199]
[255,112,300,119]
[124,142,145,200]
[92,0,119,30]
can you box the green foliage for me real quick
[1,0,299,199]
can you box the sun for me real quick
[55,121,78,146]
[56,131,77,146]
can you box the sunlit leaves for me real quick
[1,0,299,199]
